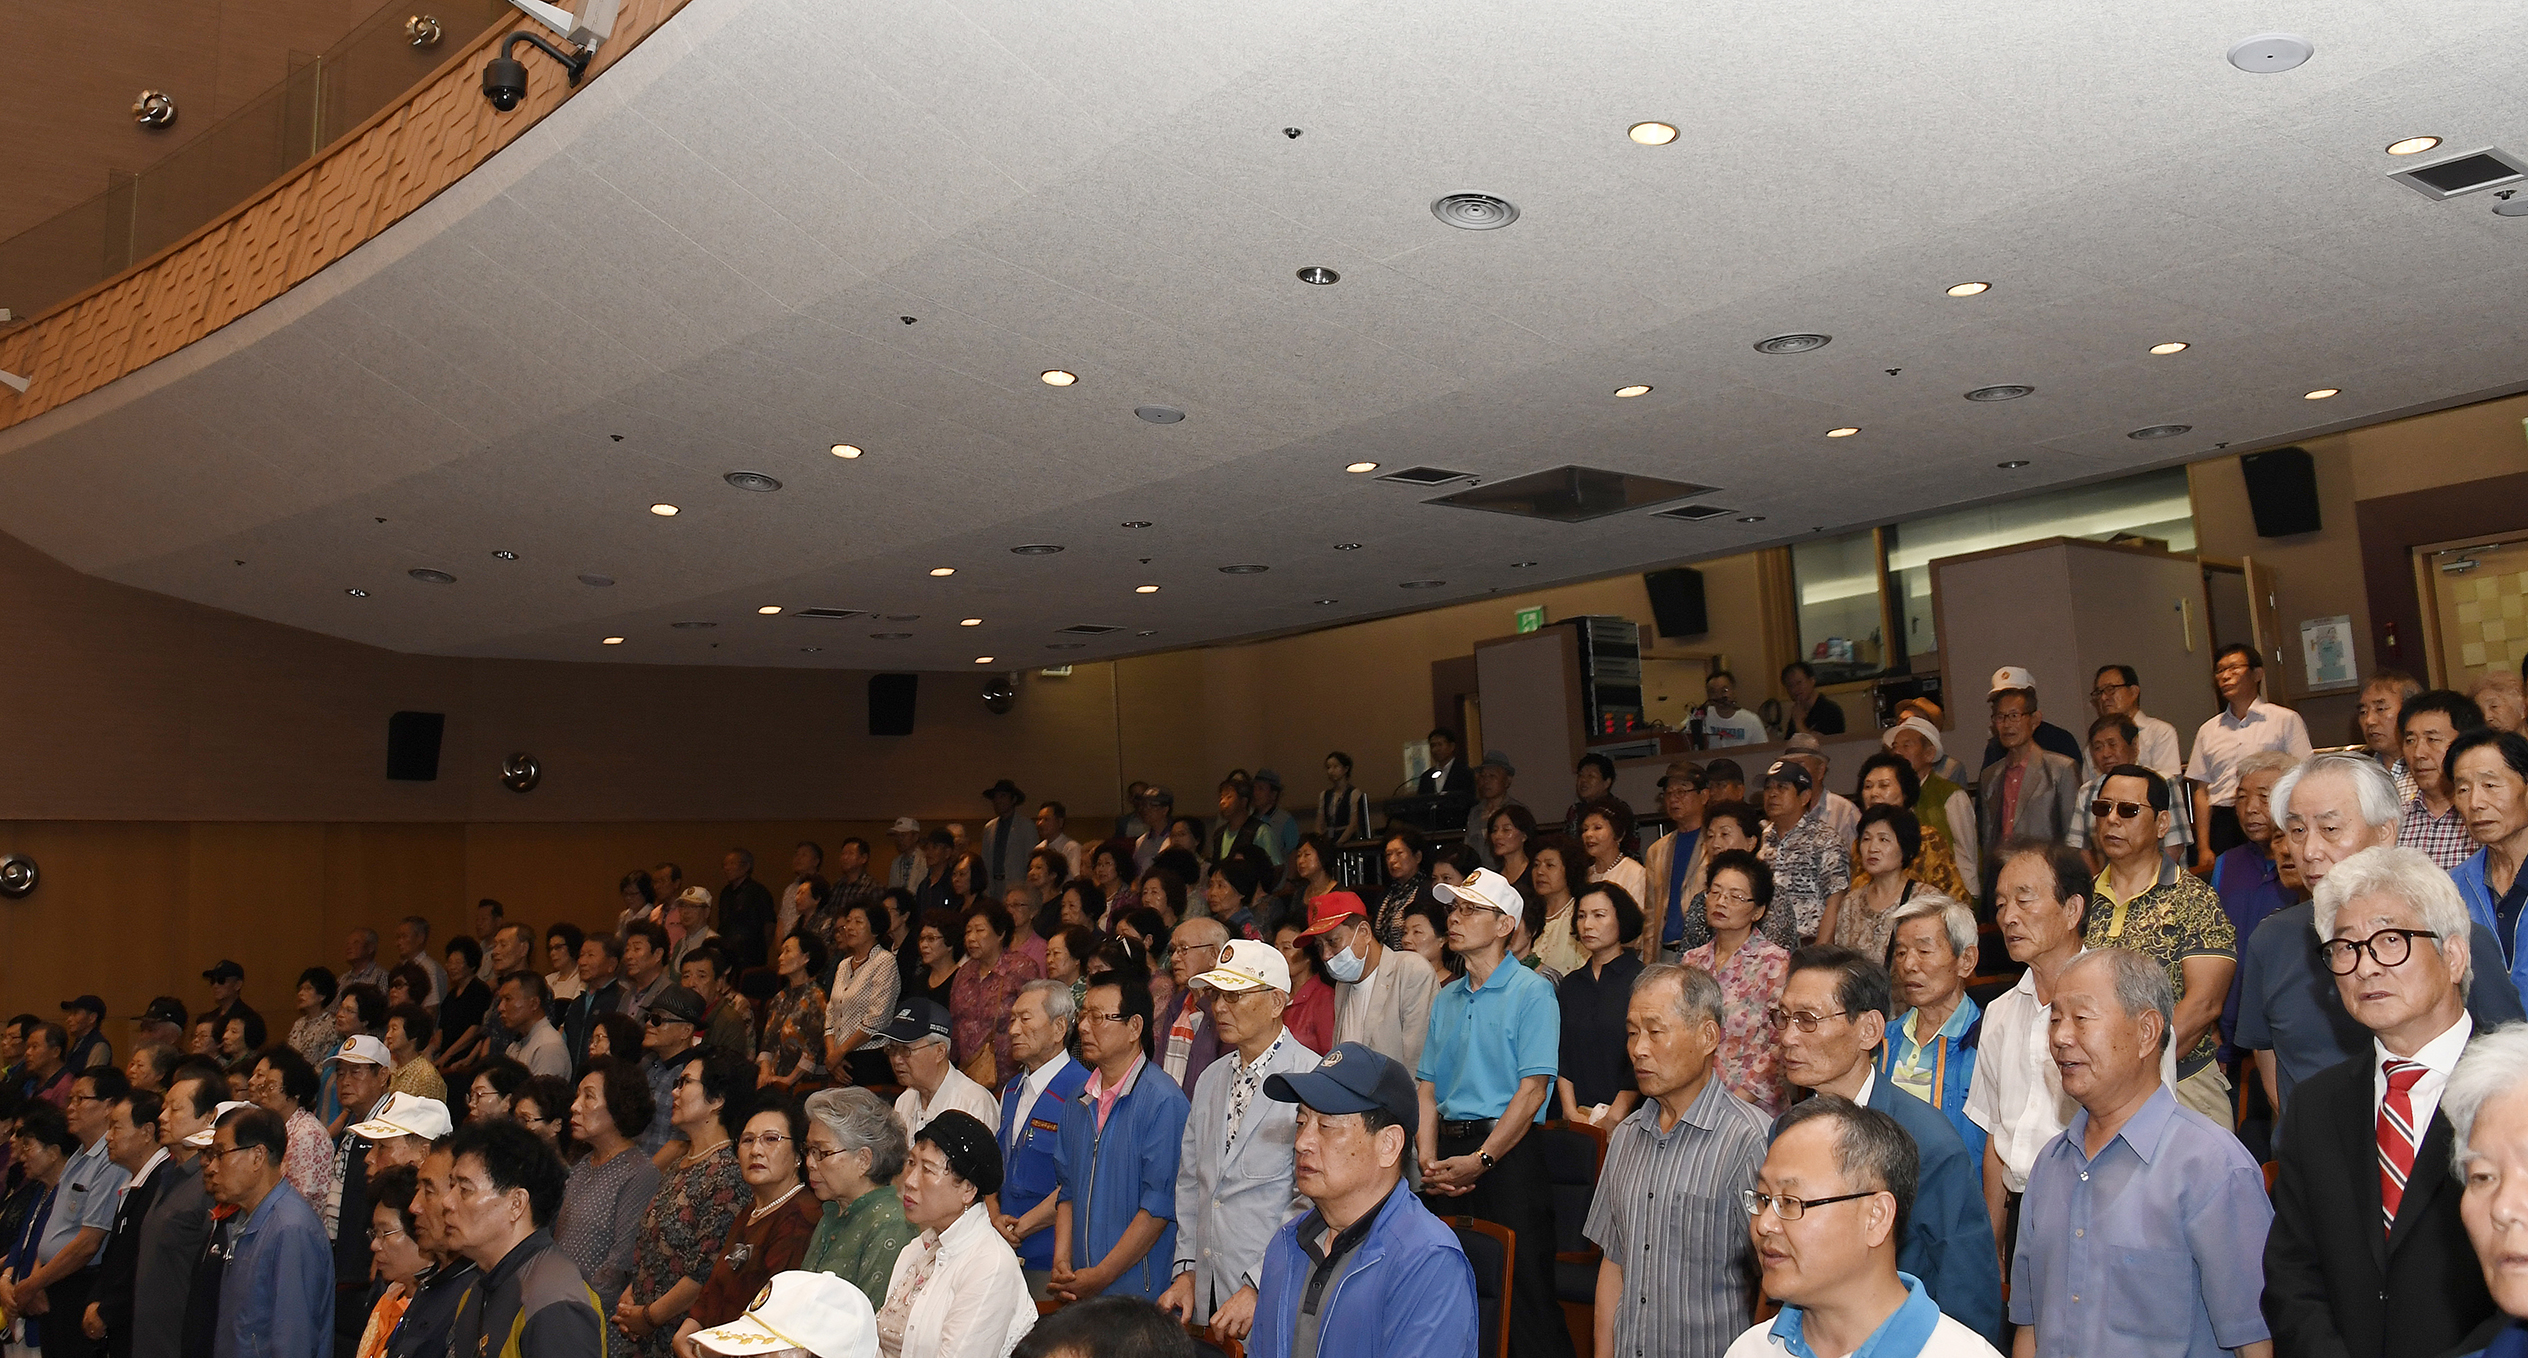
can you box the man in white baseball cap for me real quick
[1982,665,2083,772]
[690,1270,877,1357]
[351,1092,452,1178]
[1418,867,1574,1358]
[1159,940,1319,1340]
[885,818,924,892]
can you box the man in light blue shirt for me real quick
[2008,949,2270,1358]
[209,1106,334,1358]
[19,1066,133,1343]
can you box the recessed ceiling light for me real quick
[578,574,615,587]
[1135,629,1158,637]
[1628,121,1678,145]
[1334,543,1362,551]
[2149,342,2190,355]
[1613,384,1652,398]
[800,646,821,653]
[1509,561,1537,568]
[1219,564,1269,575]
[1313,598,1338,605]
[2127,424,2193,440]
[1135,585,1160,594]
[1296,267,1339,285]
[1399,580,1447,589]
[724,471,782,492]
[1040,369,1078,387]
[1965,385,2035,402]
[1996,460,2031,469]
[1345,462,1380,474]
[649,503,678,516]
[1010,544,1064,556]
[2304,387,2340,400]
[1120,520,1151,529]
[1735,515,1767,523]
[1753,333,1832,355]
[757,605,783,615]
[2387,136,2442,156]
[601,636,623,644]
[1826,426,1861,438]
[960,618,982,626]
[830,443,863,458]
[492,550,517,560]
[974,656,994,664]
[929,567,956,577]
[409,568,456,584]
[345,588,368,597]
[1945,281,1990,297]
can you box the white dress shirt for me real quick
[1006,1052,1078,1156]
[2187,699,2314,806]
[2375,1011,2473,1136]
[896,1064,1001,1138]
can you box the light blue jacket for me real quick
[2455,850,2528,1006]
[1173,1031,1319,1320]
[1249,1181,1478,1358]
[214,1178,335,1358]
[1055,1055,1189,1301]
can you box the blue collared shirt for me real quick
[215,1179,336,1358]
[1767,1272,1944,1358]
[2008,1086,2270,1358]
[1417,959,1560,1121]
[38,1135,128,1263]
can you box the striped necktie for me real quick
[2378,1058,2429,1228]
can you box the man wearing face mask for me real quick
[1296,893,1435,1076]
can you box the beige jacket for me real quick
[1637,826,1711,962]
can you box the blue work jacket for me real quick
[998,1054,1092,1270]
[1248,1180,1478,1358]
[1054,1056,1189,1301]
[2457,850,2528,1007]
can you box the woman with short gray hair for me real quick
[798,1086,915,1310]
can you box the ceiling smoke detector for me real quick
[1964,384,2035,402]
[2127,424,2193,440]
[1010,544,1065,556]
[408,568,456,584]
[2226,33,2313,73]
[1753,333,1832,355]
[724,471,782,492]
[1431,194,1519,230]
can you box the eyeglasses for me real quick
[2088,683,2136,700]
[1766,1007,1849,1034]
[1079,1010,1127,1026]
[1706,889,1756,907]
[645,1013,689,1027]
[2319,928,2442,975]
[736,1132,791,1149]
[1741,1188,1879,1221]
[1168,943,1218,959]
[803,1145,861,1166]
[2088,800,2153,821]
[206,1144,265,1165]
[373,1225,408,1242]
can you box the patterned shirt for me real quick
[2400,795,2475,870]
[628,1143,747,1358]
[950,950,1043,1084]
[557,1144,661,1310]
[801,1185,915,1312]
[1585,1074,1772,1358]
[2085,860,2237,1076]
[825,949,901,1052]
[1760,805,1848,942]
[761,979,828,1078]
[1678,936,1790,1115]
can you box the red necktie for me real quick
[2378,1058,2428,1228]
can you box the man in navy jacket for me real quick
[1250,1043,1477,1358]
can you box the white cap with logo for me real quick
[1990,665,2037,695]
[1192,938,1292,994]
[350,1092,454,1142]
[1431,867,1524,917]
[690,1270,878,1357]
[322,1034,394,1068]
[184,1100,258,1148]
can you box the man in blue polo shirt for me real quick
[1417,867,1572,1358]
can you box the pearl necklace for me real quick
[748,1182,806,1223]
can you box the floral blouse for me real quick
[281,1107,333,1209]
[1679,934,1790,1115]
[949,951,1042,1087]
[762,979,828,1079]
[628,1142,747,1358]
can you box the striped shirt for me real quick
[1584,1075,1771,1358]
[2399,796,2474,870]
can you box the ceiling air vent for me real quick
[1377,466,1476,486]
[1655,504,1736,521]
[2391,148,2527,200]
[1058,624,1121,635]
[792,608,865,620]
[1428,465,1716,524]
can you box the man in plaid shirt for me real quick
[2398,689,2486,869]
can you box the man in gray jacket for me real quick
[1158,940,1320,1342]
[1298,893,1436,1075]
[1978,676,2084,892]
[131,1065,223,1358]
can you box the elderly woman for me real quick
[1487,805,1540,897]
[1556,884,1645,1128]
[873,1110,1035,1358]
[1677,849,1790,1114]
[951,901,1043,1090]
[672,1098,823,1358]
[1852,752,1971,901]
[1578,796,1649,912]
[1134,869,1190,930]
[619,1048,752,1357]
[247,1045,332,1207]
[906,908,964,1012]
[1086,841,1136,920]
[558,1055,661,1353]
[324,982,387,1125]
[356,1164,428,1358]
[513,1074,574,1153]
[289,967,341,1073]
[1525,835,1589,977]
[1372,826,1437,950]
[466,1056,532,1125]
[1045,924,1098,1014]
[799,1087,916,1310]
[1664,802,1800,953]
[587,1011,645,1065]
[758,928,832,1090]
[1288,833,1342,912]
[1831,803,1939,963]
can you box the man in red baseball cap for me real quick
[1296,892,1436,1075]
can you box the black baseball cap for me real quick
[60,995,105,1018]
[1763,759,1813,793]
[1265,1042,1418,1127]
[644,985,707,1026]
[874,998,952,1046]
[202,960,245,983]
[138,996,187,1026]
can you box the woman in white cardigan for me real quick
[874,1110,1035,1358]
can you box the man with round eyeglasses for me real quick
[2081,764,2237,1127]
[2265,845,2500,1358]
[1728,1097,1999,1358]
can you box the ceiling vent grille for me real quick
[1655,504,1736,521]
[1427,465,1717,523]
[792,608,865,620]
[1059,624,1121,635]
[2392,148,2527,199]
[1377,466,1476,486]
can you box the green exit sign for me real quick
[1515,606,1545,633]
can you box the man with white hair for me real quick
[2264,846,2501,1358]
[2441,1022,2528,1354]
[2474,672,2526,736]
[2236,754,2523,1120]
[1880,896,1985,1162]
[996,980,1087,1295]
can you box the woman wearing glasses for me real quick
[671,1097,821,1358]
[1677,849,1791,1114]
[798,1088,915,1310]
[558,1055,660,1357]
[618,1048,751,1356]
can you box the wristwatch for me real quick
[1476,1150,1496,1169]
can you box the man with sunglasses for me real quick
[2081,764,2239,1127]
[637,985,708,1162]
[2263,846,2500,1358]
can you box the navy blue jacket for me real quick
[998,1056,1092,1271]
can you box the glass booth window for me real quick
[1791,530,1888,684]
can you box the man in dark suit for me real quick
[2263,846,2499,1358]
[84,1088,170,1358]
[1418,728,1470,796]
[131,1065,222,1358]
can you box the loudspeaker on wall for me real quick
[386,711,445,781]
[2239,447,2322,537]
[868,674,918,736]
[1643,567,1708,637]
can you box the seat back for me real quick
[1452,1215,1516,1358]
[1538,1120,1609,1303]
[1185,1322,1245,1358]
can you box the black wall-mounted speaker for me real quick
[868,674,918,736]
[2239,447,2322,537]
[1643,567,1709,637]
[386,711,445,781]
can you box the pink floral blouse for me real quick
[1679,934,1791,1115]
[949,949,1042,1086]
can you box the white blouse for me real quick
[877,1204,1036,1358]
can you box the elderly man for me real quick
[392,916,450,1011]
[2209,751,2302,1060]
[1161,917,1232,1090]
[1419,867,1572,1358]
[2009,949,2272,1358]
[131,1067,221,1358]
[1250,1042,1478,1358]
[7,1066,134,1357]
[2444,1023,2528,1354]
[395,1144,480,1358]
[200,959,259,1037]
[82,1085,168,1358]
[1979,677,2084,888]
[1731,1098,2000,1358]
[1052,976,1189,1304]
[2083,764,2238,1125]
[208,1107,334,1358]
[1466,752,1524,871]
[1133,787,1178,871]
[497,972,569,1079]
[1588,964,1771,1358]
[2190,644,2316,858]
[618,920,675,1022]
[353,1091,452,1180]
[2359,671,2426,803]
[18,1020,73,1107]
[320,1030,394,1347]
[981,778,1033,898]
[2452,729,2528,994]
[1776,947,2002,1341]
[1035,802,1084,878]
[1783,733,1861,845]
[2069,718,2197,873]
[1976,667,2086,774]
[60,995,114,1074]
[2401,690,2489,869]
[1643,762,1712,959]
[440,1120,603,1357]
[1420,727,1472,796]
[872,997,998,1136]
[1299,892,1436,1073]
[716,847,777,972]
[2085,665,2184,780]
[2264,847,2499,1358]
[2238,754,2522,1120]
[1760,758,1849,944]
[996,980,1089,1292]
[1885,719,1981,901]
[1160,939,1318,1339]
[883,817,924,890]
[343,929,390,994]
[1963,843,2092,1269]
[1881,896,1984,1163]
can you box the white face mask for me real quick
[1322,932,1367,983]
